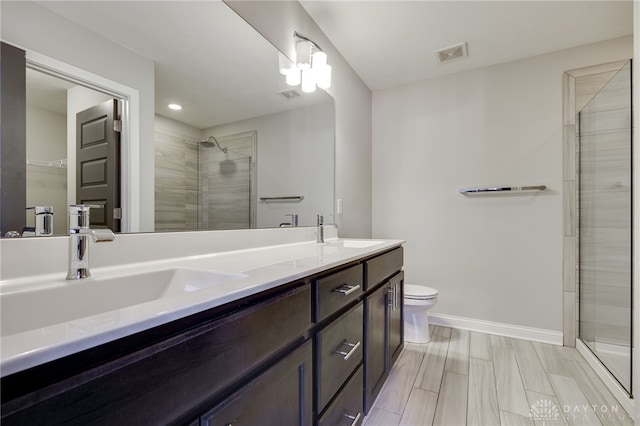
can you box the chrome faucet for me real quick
[280,214,299,227]
[317,214,324,243]
[66,205,115,280]
[26,206,54,236]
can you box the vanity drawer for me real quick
[365,247,403,290]
[318,366,363,426]
[316,302,363,411]
[201,340,312,426]
[314,264,363,322]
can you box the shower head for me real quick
[199,136,228,153]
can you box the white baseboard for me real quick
[576,339,634,416]
[428,313,564,345]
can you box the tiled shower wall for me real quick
[154,132,198,232]
[562,60,629,347]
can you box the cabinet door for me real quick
[364,284,388,413]
[387,272,404,367]
[201,340,312,426]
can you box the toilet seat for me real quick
[404,284,438,300]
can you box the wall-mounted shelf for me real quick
[27,159,67,169]
[459,185,546,195]
[259,196,305,202]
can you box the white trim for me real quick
[576,339,634,416]
[428,313,563,345]
[24,49,140,233]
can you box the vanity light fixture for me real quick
[168,103,183,111]
[280,31,332,93]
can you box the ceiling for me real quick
[29,1,330,129]
[22,1,634,122]
[300,0,634,91]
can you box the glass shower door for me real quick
[578,61,632,394]
[197,145,251,231]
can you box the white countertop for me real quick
[0,238,402,377]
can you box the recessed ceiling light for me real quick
[168,103,182,111]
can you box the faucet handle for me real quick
[68,204,104,230]
[68,204,103,213]
[27,206,54,214]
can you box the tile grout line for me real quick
[431,327,453,426]
[489,337,505,418]
[398,341,430,422]
[464,332,471,426]
[509,336,536,418]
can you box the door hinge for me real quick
[113,119,122,133]
[113,207,122,220]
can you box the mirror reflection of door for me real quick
[76,99,121,231]
[25,67,122,235]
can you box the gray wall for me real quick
[372,36,632,333]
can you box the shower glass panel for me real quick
[197,143,251,230]
[578,61,632,394]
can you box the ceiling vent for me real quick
[434,42,468,64]
[279,89,301,99]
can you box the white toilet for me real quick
[404,284,439,343]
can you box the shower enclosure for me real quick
[197,136,253,230]
[578,61,632,395]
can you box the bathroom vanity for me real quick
[0,238,403,425]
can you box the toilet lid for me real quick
[405,284,438,299]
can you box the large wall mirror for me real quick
[1,1,335,236]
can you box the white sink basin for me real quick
[1,268,247,336]
[336,239,385,248]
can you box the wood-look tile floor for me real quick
[363,326,633,426]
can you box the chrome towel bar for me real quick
[259,196,305,202]
[459,185,546,194]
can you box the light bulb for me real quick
[301,68,316,93]
[285,67,301,86]
[316,64,332,90]
[312,51,327,69]
[296,41,312,69]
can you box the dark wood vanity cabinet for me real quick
[313,263,365,425]
[314,264,363,322]
[1,284,311,426]
[318,366,364,426]
[201,340,313,426]
[316,303,363,411]
[1,245,403,426]
[388,272,404,364]
[364,248,404,413]
[314,246,404,422]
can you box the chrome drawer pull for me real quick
[334,340,361,360]
[344,412,362,426]
[332,284,361,296]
